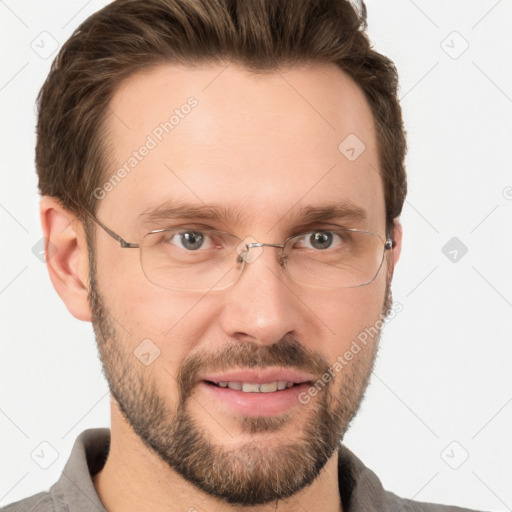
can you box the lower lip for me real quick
[198,381,312,417]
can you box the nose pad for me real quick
[235,236,264,264]
[278,250,288,267]
[235,238,288,273]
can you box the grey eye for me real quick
[308,231,333,250]
[174,231,205,250]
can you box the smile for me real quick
[206,381,297,393]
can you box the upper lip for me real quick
[200,367,315,385]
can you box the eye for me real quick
[295,231,344,250]
[167,230,215,251]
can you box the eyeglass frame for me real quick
[83,210,396,290]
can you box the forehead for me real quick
[100,62,385,234]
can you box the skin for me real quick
[41,62,402,512]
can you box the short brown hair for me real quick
[36,0,407,236]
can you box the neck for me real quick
[93,401,343,512]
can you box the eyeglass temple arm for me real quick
[83,210,140,249]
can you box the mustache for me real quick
[176,334,331,401]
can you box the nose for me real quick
[218,243,304,347]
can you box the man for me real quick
[4,0,488,511]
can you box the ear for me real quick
[388,218,403,281]
[40,196,92,322]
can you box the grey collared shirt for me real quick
[2,428,487,512]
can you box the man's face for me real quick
[88,62,396,505]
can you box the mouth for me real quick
[197,368,315,416]
[204,380,301,393]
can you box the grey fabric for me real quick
[3,429,109,512]
[2,428,487,511]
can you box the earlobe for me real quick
[40,196,92,322]
[386,219,403,283]
[392,219,403,267]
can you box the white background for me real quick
[1,1,511,510]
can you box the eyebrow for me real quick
[138,200,367,229]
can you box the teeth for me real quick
[216,381,297,393]
[259,382,277,393]
[242,383,260,392]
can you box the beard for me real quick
[87,238,392,506]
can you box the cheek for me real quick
[94,259,210,402]
[94,243,206,354]
[308,279,387,363]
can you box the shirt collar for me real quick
[50,428,109,512]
